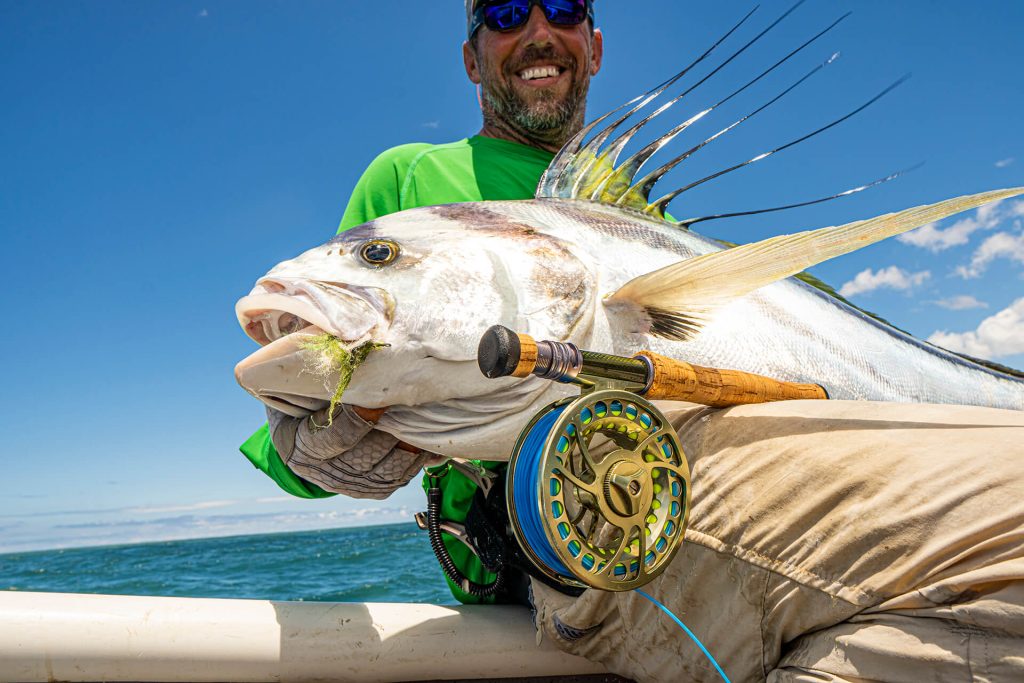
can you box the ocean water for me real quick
[0,522,455,604]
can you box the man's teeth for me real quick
[520,65,560,81]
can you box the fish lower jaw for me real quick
[234,326,386,418]
[254,390,328,418]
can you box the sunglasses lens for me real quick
[483,1,531,31]
[544,0,588,25]
[482,0,588,31]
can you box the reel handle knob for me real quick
[477,326,588,382]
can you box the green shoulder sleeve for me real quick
[239,425,336,499]
[338,143,432,233]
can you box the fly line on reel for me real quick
[507,389,690,591]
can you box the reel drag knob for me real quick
[604,461,650,518]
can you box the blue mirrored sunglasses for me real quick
[469,0,593,37]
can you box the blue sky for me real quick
[1,1,1021,553]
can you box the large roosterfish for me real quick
[234,8,1024,459]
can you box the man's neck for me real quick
[475,109,585,155]
[475,124,563,155]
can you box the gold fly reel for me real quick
[507,389,691,592]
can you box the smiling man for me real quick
[240,0,604,604]
[464,0,602,152]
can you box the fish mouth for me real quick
[234,278,391,416]
[236,278,390,346]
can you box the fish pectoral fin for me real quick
[605,186,1024,342]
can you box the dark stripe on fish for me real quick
[646,306,705,341]
[429,203,541,236]
[327,223,380,246]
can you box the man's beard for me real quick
[481,46,589,140]
[484,75,586,132]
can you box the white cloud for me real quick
[955,231,1024,278]
[897,198,1015,253]
[927,298,1024,360]
[421,120,440,129]
[0,507,414,554]
[198,8,209,18]
[933,295,988,310]
[838,266,930,298]
[995,158,1015,168]
[128,500,238,515]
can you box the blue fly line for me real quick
[636,588,731,683]
[513,404,571,578]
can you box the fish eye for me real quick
[358,240,400,267]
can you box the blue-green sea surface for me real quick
[0,523,454,603]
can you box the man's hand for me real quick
[266,403,437,499]
[350,406,422,454]
[350,405,387,423]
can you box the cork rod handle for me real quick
[637,351,828,406]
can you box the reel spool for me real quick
[506,389,690,592]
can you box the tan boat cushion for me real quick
[531,399,1024,682]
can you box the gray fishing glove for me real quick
[266,404,437,500]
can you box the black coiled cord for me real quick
[426,484,504,598]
